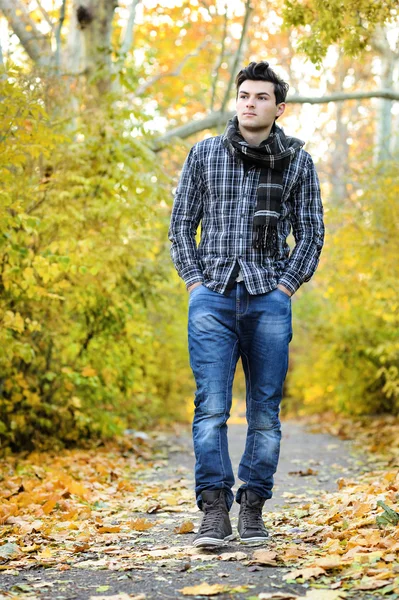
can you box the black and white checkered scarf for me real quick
[223,116,304,255]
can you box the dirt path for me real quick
[0,420,373,600]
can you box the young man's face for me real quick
[236,80,285,134]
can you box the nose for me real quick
[246,96,255,108]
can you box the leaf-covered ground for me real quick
[0,417,398,600]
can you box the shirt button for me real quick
[239,234,243,238]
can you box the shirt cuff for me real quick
[278,271,303,295]
[180,264,204,289]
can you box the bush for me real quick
[287,160,399,416]
[0,74,192,452]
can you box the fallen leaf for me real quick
[288,468,318,476]
[284,566,325,581]
[179,583,228,596]
[252,549,278,565]
[97,525,121,534]
[313,555,346,570]
[42,494,60,514]
[174,521,195,534]
[37,547,55,559]
[258,594,299,599]
[304,591,346,600]
[128,518,155,531]
[90,595,142,600]
[281,546,307,562]
[357,579,391,591]
[0,543,21,560]
[219,551,247,561]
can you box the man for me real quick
[168,61,324,547]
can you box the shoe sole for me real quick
[193,534,235,548]
[238,535,269,545]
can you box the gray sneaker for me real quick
[193,490,234,548]
[238,489,268,544]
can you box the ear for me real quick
[276,102,286,118]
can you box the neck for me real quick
[238,123,274,146]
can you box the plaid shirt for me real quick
[168,134,324,295]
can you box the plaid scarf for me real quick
[223,116,304,255]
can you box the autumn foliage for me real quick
[0,74,192,452]
[287,161,399,416]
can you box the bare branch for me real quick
[0,0,52,66]
[290,90,399,103]
[36,0,55,32]
[120,0,141,57]
[135,38,209,96]
[153,89,399,148]
[153,111,233,149]
[220,0,253,114]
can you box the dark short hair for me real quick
[235,61,289,104]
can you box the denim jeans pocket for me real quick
[189,284,204,300]
[274,288,291,301]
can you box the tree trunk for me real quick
[80,0,118,95]
[373,28,399,162]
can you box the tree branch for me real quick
[153,89,399,148]
[220,0,253,114]
[135,38,209,96]
[120,0,141,57]
[290,90,399,103]
[0,0,52,66]
[36,0,56,33]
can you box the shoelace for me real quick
[199,501,225,533]
[240,503,264,529]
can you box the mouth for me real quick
[243,113,256,116]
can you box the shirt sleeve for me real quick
[168,146,204,288]
[278,155,325,294]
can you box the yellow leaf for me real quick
[67,480,89,497]
[37,547,54,559]
[81,366,97,377]
[21,544,40,553]
[128,518,155,531]
[313,555,346,569]
[42,494,60,514]
[174,520,195,534]
[179,583,228,596]
[97,526,121,534]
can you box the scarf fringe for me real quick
[253,224,278,255]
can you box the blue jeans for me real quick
[188,282,292,510]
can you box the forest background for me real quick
[0,0,398,453]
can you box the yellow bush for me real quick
[0,74,192,452]
[287,161,399,416]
